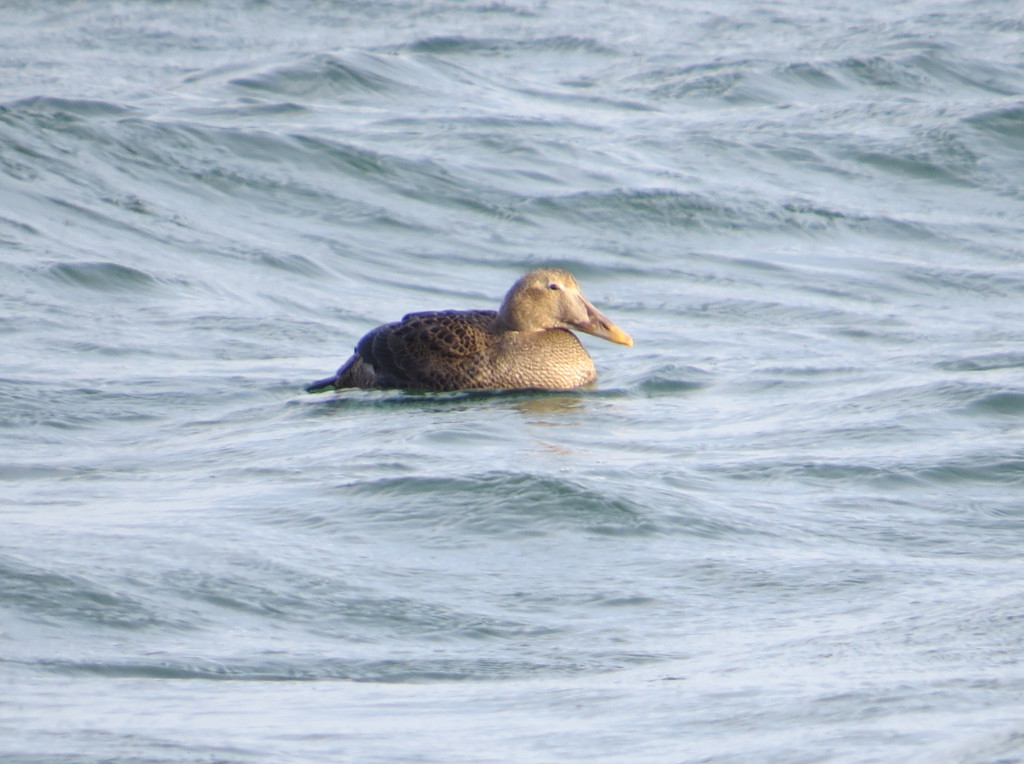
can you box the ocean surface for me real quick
[3,1,1024,761]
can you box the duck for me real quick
[305,268,632,393]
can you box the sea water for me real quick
[3,1,1024,761]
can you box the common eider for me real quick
[306,268,632,393]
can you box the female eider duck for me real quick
[306,268,632,393]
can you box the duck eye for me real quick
[547,283,560,290]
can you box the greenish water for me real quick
[3,1,1024,761]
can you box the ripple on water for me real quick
[0,555,185,631]
[935,353,1024,372]
[44,261,160,292]
[962,391,1024,417]
[37,654,566,683]
[333,471,659,540]
[636,363,713,395]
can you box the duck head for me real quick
[497,268,633,346]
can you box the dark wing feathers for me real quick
[356,310,498,390]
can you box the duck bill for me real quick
[572,300,633,346]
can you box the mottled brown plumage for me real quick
[306,268,632,393]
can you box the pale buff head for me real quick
[496,268,633,346]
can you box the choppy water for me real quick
[3,1,1024,761]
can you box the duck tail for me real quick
[305,375,338,393]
